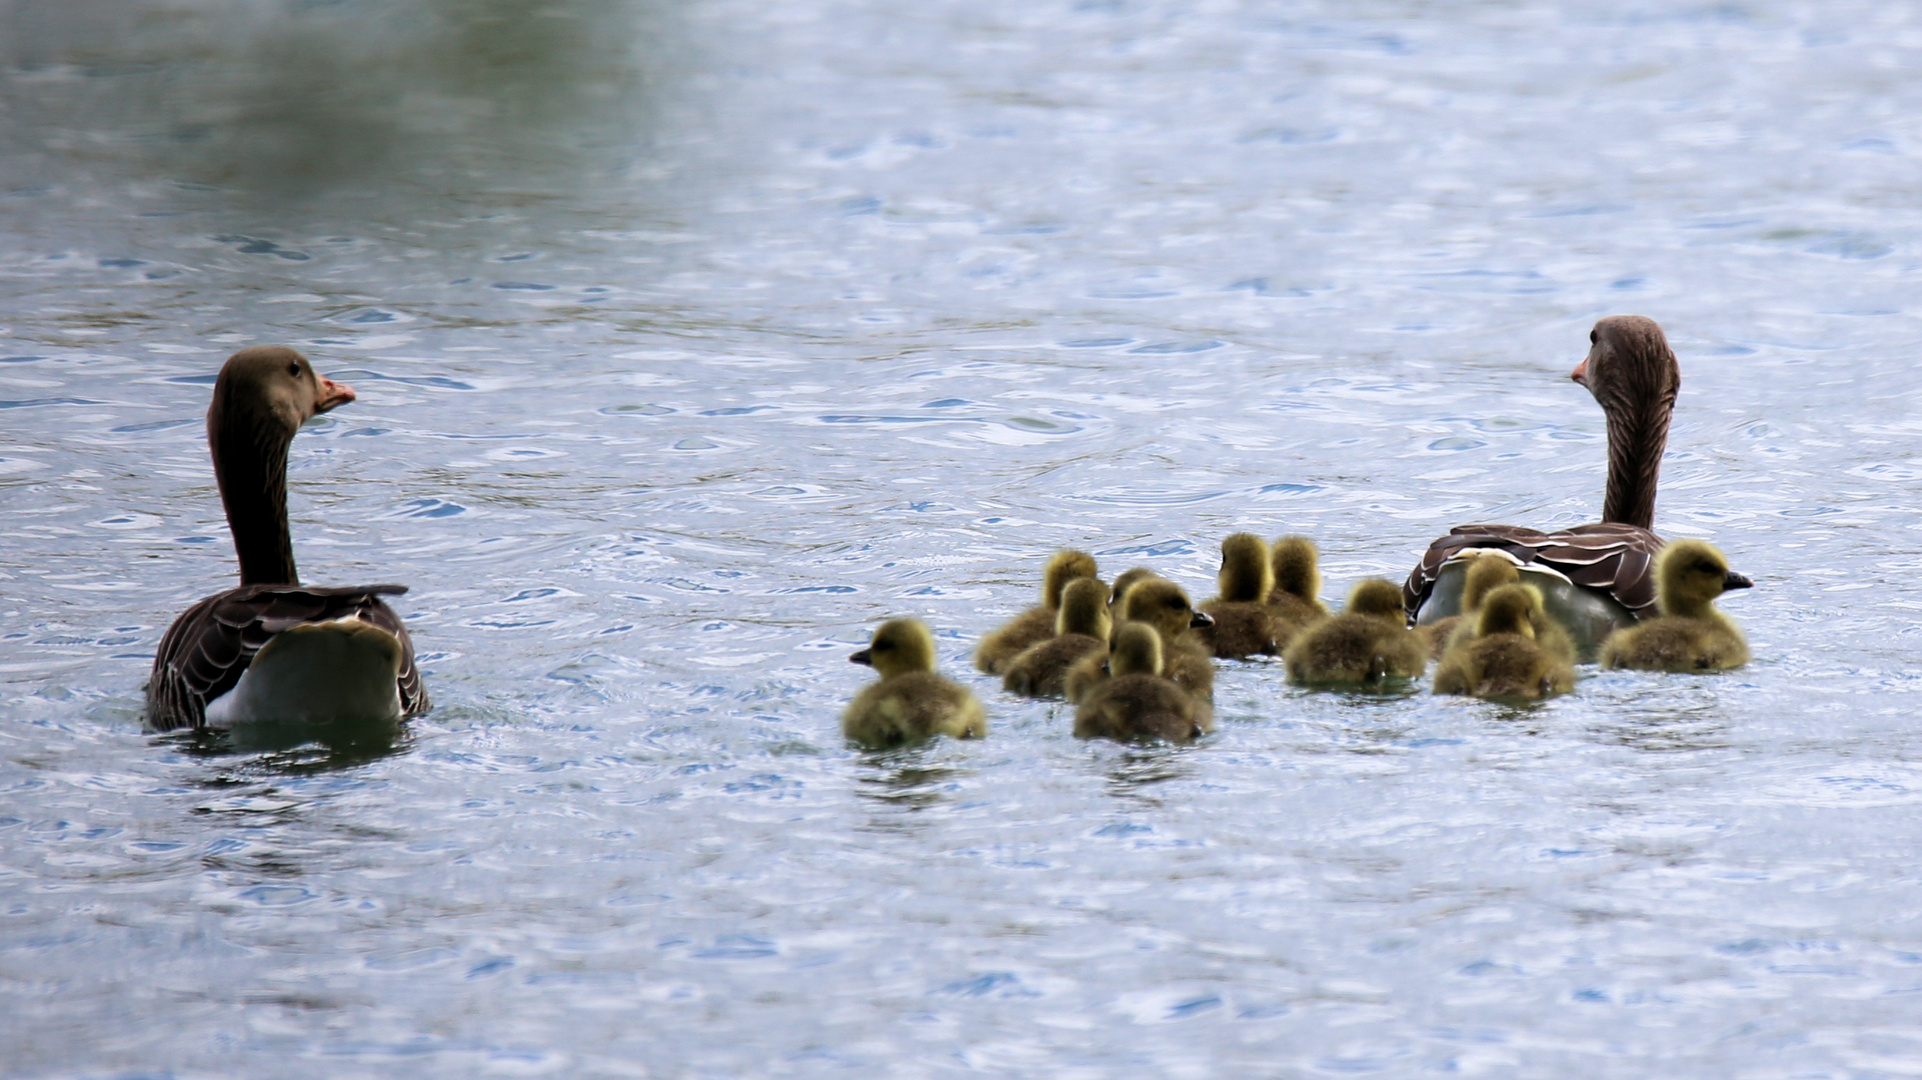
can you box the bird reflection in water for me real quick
[854,759,961,833]
[1099,747,1193,810]
[171,714,411,776]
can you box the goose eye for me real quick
[287,362,301,377]
[1589,329,1598,344]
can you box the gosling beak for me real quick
[1569,357,1589,388]
[1723,570,1754,591]
[315,375,357,413]
[849,648,873,666]
[1189,610,1215,629]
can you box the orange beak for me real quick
[1569,357,1589,388]
[315,375,357,413]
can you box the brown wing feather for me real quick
[1402,523,1664,624]
[146,583,427,732]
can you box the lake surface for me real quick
[6,1,1922,1075]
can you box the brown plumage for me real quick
[1599,540,1752,672]
[1074,622,1214,743]
[1265,536,1328,651]
[1284,579,1427,685]
[1065,577,1216,704]
[1002,578,1112,698]
[845,618,988,747]
[1403,317,1714,642]
[1200,532,1278,659]
[1433,584,1576,701]
[146,346,428,731]
[973,549,1099,674]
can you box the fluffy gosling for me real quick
[1433,583,1576,701]
[846,619,988,747]
[1002,577,1112,698]
[1266,536,1329,651]
[1200,532,1279,659]
[1065,577,1216,704]
[1599,539,1752,672]
[1283,578,1427,685]
[1074,622,1215,743]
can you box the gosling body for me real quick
[1284,578,1427,685]
[1074,622,1214,743]
[1065,578,1216,704]
[847,619,988,747]
[1433,583,1576,702]
[1002,578,1112,698]
[1200,532,1278,659]
[1599,540,1752,672]
[1265,536,1328,652]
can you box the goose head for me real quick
[1345,578,1405,621]
[1217,532,1273,603]
[1055,577,1112,640]
[1654,539,1751,618]
[850,618,938,680]
[1040,550,1099,609]
[1119,578,1213,642]
[1570,316,1680,531]
[1108,621,1164,678]
[207,346,358,586]
[1475,583,1541,638]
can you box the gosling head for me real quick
[1270,535,1320,599]
[1460,552,1522,611]
[1655,539,1751,617]
[1108,621,1164,678]
[1345,578,1405,621]
[1474,583,1541,638]
[1108,566,1160,608]
[1055,577,1112,640]
[1217,532,1273,603]
[850,618,938,680]
[1040,549,1099,608]
[1119,578,1213,641]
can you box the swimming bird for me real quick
[145,347,428,731]
[1266,535,1329,651]
[1074,622,1214,743]
[1403,316,1744,658]
[1002,577,1112,698]
[1199,532,1278,659]
[1107,565,1160,608]
[1599,539,1752,672]
[974,549,1099,674]
[1419,551,1521,658]
[1284,578,1427,685]
[1065,578,1216,704]
[845,618,988,746]
[1433,583,1577,701]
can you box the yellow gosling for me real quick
[1201,532,1279,659]
[1420,552,1521,658]
[1266,536,1328,651]
[1002,578,1113,699]
[1599,539,1752,672]
[1074,622,1215,743]
[1283,578,1427,685]
[1433,583,1576,701]
[973,549,1099,674]
[846,619,988,747]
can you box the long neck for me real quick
[1600,399,1670,531]
[210,411,298,586]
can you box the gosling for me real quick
[1419,552,1521,659]
[1074,622,1215,743]
[1283,578,1427,685]
[1200,532,1279,659]
[1265,535,1329,651]
[846,618,988,747]
[1065,578,1216,704]
[1002,577,1112,698]
[1599,539,1752,672]
[1433,583,1576,702]
[974,549,1099,674]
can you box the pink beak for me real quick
[315,375,357,413]
[1569,358,1588,388]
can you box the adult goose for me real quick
[145,346,429,731]
[1402,315,1733,658]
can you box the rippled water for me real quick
[7,1,1922,1075]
